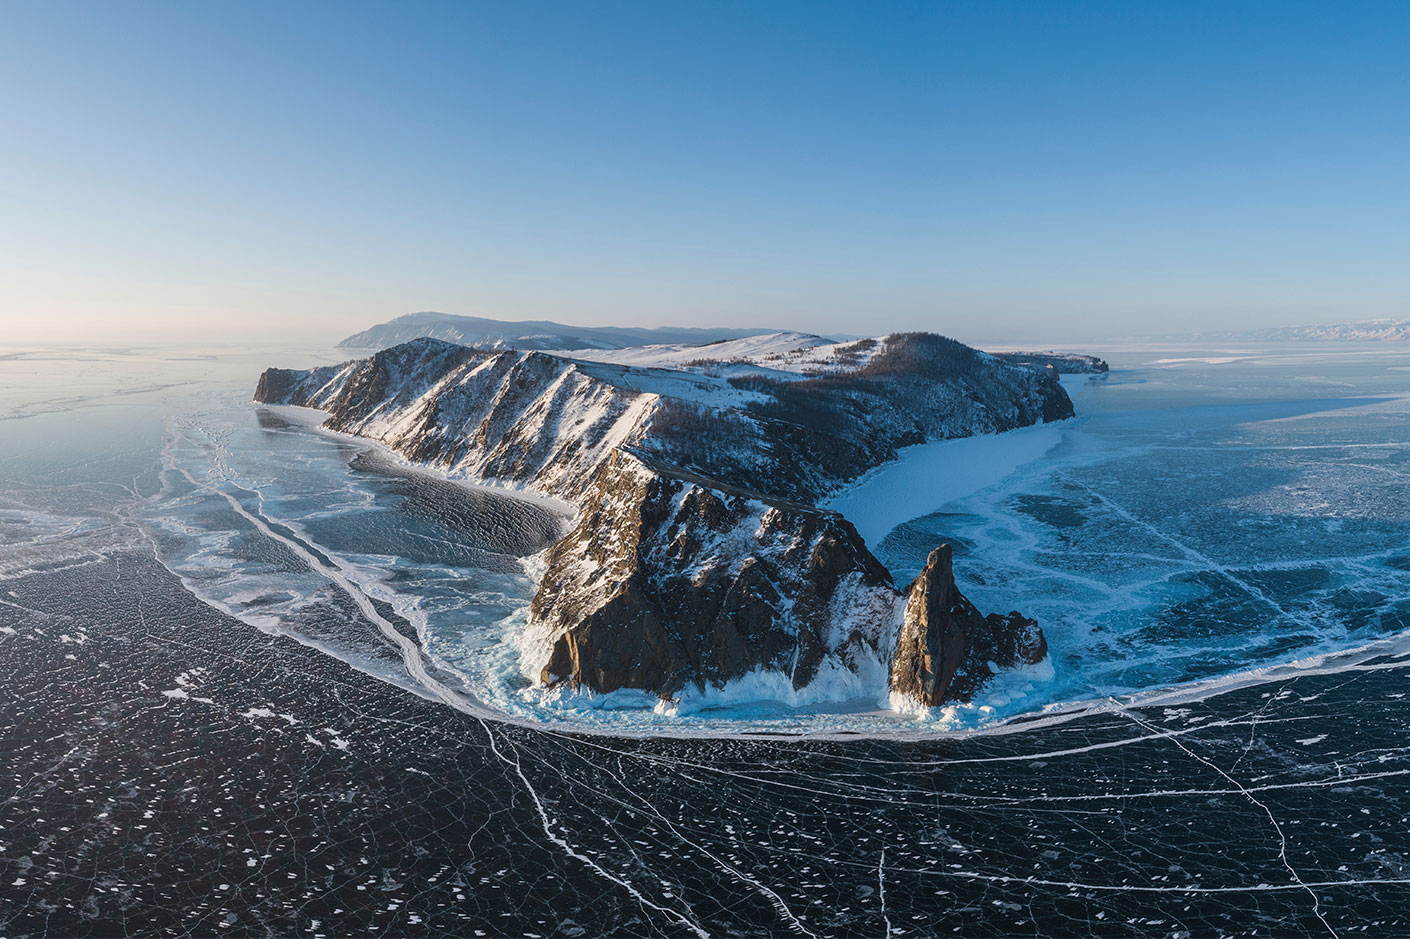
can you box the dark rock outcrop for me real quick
[532,451,898,698]
[889,544,1047,707]
[992,351,1109,374]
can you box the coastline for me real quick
[254,397,1081,736]
[821,373,1100,547]
[258,402,579,519]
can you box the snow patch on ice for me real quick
[823,422,1067,546]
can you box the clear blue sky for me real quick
[2,1,1407,346]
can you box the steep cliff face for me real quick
[529,451,899,698]
[889,545,1048,708]
[255,332,1070,710]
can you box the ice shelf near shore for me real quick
[822,373,1099,547]
[821,421,1068,547]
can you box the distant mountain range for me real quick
[1211,319,1410,342]
[337,312,782,351]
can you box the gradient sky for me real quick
[2,1,1407,347]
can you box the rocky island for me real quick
[255,331,1100,711]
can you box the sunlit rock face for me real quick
[889,544,1048,708]
[531,450,899,698]
[255,331,1066,708]
[254,339,655,500]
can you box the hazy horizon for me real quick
[14,306,1410,356]
[3,2,1408,348]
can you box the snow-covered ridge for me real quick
[553,331,836,369]
[553,331,914,377]
[257,333,1074,505]
[256,340,658,500]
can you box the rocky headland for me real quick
[255,330,1082,711]
[991,350,1110,374]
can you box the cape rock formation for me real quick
[255,331,1075,710]
[889,544,1047,708]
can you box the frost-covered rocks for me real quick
[889,544,1047,709]
[255,331,1072,710]
[256,333,1074,504]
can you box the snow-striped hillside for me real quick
[257,333,1074,505]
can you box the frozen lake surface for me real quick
[6,340,1410,935]
[141,344,1410,735]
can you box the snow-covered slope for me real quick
[259,333,1073,505]
[555,331,906,376]
[256,340,657,499]
[337,311,781,351]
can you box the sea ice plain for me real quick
[6,343,1410,936]
[6,547,1410,937]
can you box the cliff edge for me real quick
[889,544,1047,708]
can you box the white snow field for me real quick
[822,421,1067,546]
